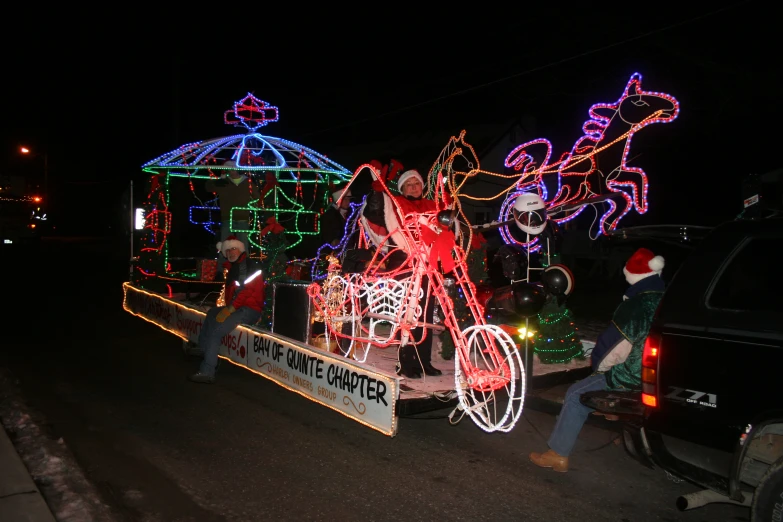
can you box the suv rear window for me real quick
[708,237,782,312]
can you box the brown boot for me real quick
[529,449,569,472]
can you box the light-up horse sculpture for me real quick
[307,165,525,433]
[501,72,679,242]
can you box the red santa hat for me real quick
[397,169,423,190]
[623,247,665,285]
[216,235,245,255]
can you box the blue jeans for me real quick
[198,305,261,377]
[220,220,250,259]
[547,373,608,456]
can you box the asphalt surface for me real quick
[0,237,750,521]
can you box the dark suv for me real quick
[583,217,783,521]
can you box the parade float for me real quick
[123,74,680,436]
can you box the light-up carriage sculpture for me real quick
[497,72,680,254]
[471,72,680,381]
[133,93,352,293]
[307,164,525,433]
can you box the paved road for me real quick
[0,237,749,521]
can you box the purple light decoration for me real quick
[499,72,680,245]
[310,198,366,281]
[498,190,542,253]
[224,93,279,132]
[504,138,553,200]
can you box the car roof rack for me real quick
[605,224,714,247]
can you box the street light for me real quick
[19,146,48,197]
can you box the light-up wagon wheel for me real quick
[326,275,362,358]
[454,324,526,433]
[345,291,367,361]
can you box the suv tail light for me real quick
[641,328,661,408]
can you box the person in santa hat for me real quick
[320,185,354,247]
[189,235,265,384]
[529,247,665,472]
[362,168,440,252]
[362,168,446,379]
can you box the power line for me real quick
[300,1,751,138]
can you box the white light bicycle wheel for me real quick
[453,324,526,433]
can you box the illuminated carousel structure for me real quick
[124,95,411,437]
[135,93,352,293]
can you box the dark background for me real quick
[0,7,773,520]
[2,1,778,236]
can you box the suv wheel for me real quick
[751,457,783,522]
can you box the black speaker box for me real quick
[271,281,314,343]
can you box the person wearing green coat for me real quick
[529,248,665,472]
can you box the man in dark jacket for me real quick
[205,159,260,259]
[529,248,665,472]
[320,186,353,247]
[189,235,265,384]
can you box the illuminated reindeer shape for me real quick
[505,73,679,236]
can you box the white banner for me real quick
[122,283,399,436]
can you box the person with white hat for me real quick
[361,167,446,379]
[189,235,265,384]
[205,159,260,259]
[529,247,665,472]
[362,168,438,257]
[320,185,353,247]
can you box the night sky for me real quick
[3,2,777,233]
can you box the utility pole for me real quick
[44,151,48,199]
[19,146,47,198]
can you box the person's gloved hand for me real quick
[371,179,385,192]
[216,306,235,323]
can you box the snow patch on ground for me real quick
[0,370,118,522]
